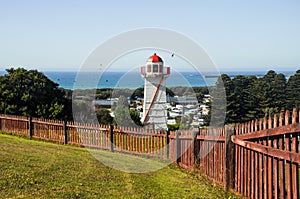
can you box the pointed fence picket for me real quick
[0,109,299,198]
[232,108,300,199]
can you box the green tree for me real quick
[72,100,94,122]
[263,70,276,84]
[272,73,287,109]
[113,95,133,127]
[0,68,71,119]
[210,74,228,126]
[286,70,300,109]
[113,96,143,127]
[95,88,112,100]
[263,70,286,110]
[96,109,113,125]
[193,86,209,102]
[130,87,144,100]
[229,75,255,123]
[219,74,236,124]
[166,87,175,97]
[245,77,270,120]
[129,109,143,126]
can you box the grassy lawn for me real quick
[0,133,239,199]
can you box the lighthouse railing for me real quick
[141,66,170,76]
[164,67,170,75]
[140,66,145,75]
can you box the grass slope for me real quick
[0,134,239,199]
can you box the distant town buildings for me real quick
[92,53,211,129]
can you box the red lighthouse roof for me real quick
[147,53,163,63]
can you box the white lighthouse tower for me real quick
[140,53,170,130]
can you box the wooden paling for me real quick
[0,109,299,198]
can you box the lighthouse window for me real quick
[147,65,151,72]
[159,65,163,73]
[153,64,158,73]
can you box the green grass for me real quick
[0,133,240,199]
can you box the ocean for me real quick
[43,71,219,90]
[42,71,262,90]
[43,71,293,90]
[0,70,294,90]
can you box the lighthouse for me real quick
[140,53,170,130]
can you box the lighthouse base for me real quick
[142,102,168,131]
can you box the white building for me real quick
[140,53,170,130]
[200,104,210,115]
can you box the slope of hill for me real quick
[0,134,239,198]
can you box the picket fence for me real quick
[0,109,299,199]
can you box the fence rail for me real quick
[0,110,299,199]
[232,109,300,199]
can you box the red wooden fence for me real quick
[168,127,227,185]
[0,115,28,136]
[0,115,168,158]
[0,110,299,199]
[232,109,300,199]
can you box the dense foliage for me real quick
[113,95,143,127]
[213,70,300,124]
[2,68,299,126]
[0,68,72,119]
[96,108,113,125]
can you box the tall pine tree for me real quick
[286,70,300,109]
[229,75,255,123]
[272,73,287,110]
[210,76,225,126]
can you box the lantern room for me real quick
[140,53,170,77]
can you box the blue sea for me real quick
[41,71,217,89]
[43,71,294,90]
[1,70,295,90]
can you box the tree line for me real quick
[212,70,300,125]
[1,68,299,126]
[0,68,72,120]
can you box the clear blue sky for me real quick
[1,0,300,72]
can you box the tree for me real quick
[229,75,256,123]
[220,74,235,124]
[96,109,113,125]
[286,70,300,109]
[166,87,175,97]
[130,109,143,126]
[130,87,144,100]
[245,77,270,120]
[193,86,209,102]
[263,70,276,84]
[263,70,286,110]
[0,68,71,119]
[72,100,94,123]
[271,73,286,109]
[95,88,112,100]
[210,74,228,126]
[113,95,134,127]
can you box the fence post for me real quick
[63,118,68,144]
[193,128,200,167]
[110,124,114,152]
[166,130,170,159]
[29,116,33,139]
[224,125,235,191]
[176,131,181,164]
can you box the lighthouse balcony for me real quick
[140,66,170,77]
